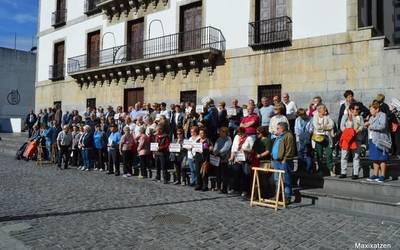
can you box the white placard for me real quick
[156,114,161,120]
[210,155,221,166]
[185,107,192,114]
[183,139,192,149]
[243,109,249,117]
[196,105,204,113]
[169,143,181,153]
[234,151,246,162]
[150,143,159,152]
[227,108,237,116]
[192,142,203,153]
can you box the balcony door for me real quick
[53,41,65,79]
[255,0,287,44]
[87,31,100,68]
[128,19,144,60]
[180,1,202,51]
[124,88,144,112]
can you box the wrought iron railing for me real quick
[68,26,225,74]
[85,0,101,14]
[52,9,67,27]
[49,64,65,80]
[249,16,292,49]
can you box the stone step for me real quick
[300,188,400,220]
[323,176,400,198]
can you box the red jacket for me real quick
[339,128,357,150]
[156,134,170,154]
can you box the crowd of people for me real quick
[22,90,400,204]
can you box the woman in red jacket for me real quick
[155,125,171,184]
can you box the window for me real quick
[180,91,197,105]
[87,31,100,69]
[49,41,65,81]
[86,98,96,109]
[52,0,67,27]
[179,1,202,51]
[53,101,62,108]
[257,84,281,104]
[85,0,101,15]
[127,19,144,60]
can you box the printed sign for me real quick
[227,108,237,116]
[234,151,246,162]
[243,109,249,117]
[183,139,193,149]
[196,105,204,113]
[150,143,159,152]
[210,155,221,166]
[192,142,203,153]
[169,143,181,153]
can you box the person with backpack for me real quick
[339,103,365,179]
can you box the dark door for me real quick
[257,84,282,104]
[56,0,66,23]
[128,19,144,60]
[180,2,202,51]
[87,31,100,68]
[53,41,65,78]
[124,88,144,111]
[180,91,197,105]
[86,98,96,109]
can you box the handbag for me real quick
[312,133,325,143]
[200,161,210,178]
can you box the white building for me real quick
[36,0,400,116]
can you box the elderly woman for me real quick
[93,124,107,171]
[365,102,391,183]
[229,127,255,197]
[137,126,151,178]
[312,104,335,176]
[79,125,94,171]
[295,108,313,174]
[339,103,365,179]
[269,104,289,139]
[119,126,135,177]
[154,125,171,184]
[212,127,232,193]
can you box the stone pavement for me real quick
[0,153,399,250]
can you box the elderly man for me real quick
[57,125,73,169]
[272,122,296,204]
[130,102,143,121]
[282,93,297,132]
[228,98,244,139]
[259,97,274,130]
[240,105,260,138]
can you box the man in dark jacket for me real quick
[170,105,185,138]
[25,110,37,138]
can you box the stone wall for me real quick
[35,27,400,122]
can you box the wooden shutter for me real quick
[180,2,202,51]
[87,31,100,68]
[53,41,65,78]
[128,19,144,60]
[124,88,144,111]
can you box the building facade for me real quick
[1,48,36,132]
[36,0,400,117]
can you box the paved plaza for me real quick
[0,153,399,250]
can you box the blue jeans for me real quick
[297,142,313,174]
[45,141,52,161]
[82,149,92,170]
[188,158,197,185]
[272,160,293,199]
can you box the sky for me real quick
[0,0,38,51]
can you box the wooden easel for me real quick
[250,165,286,211]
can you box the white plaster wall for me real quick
[146,0,178,39]
[39,0,56,32]
[292,0,347,39]
[205,0,250,50]
[67,0,85,21]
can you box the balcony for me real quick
[67,26,225,86]
[85,0,101,15]
[49,64,65,81]
[249,16,292,50]
[52,9,67,27]
[97,0,168,21]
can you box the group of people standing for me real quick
[24,90,400,204]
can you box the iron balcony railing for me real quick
[249,16,292,49]
[68,26,225,74]
[49,64,65,81]
[85,0,101,15]
[52,9,67,27]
